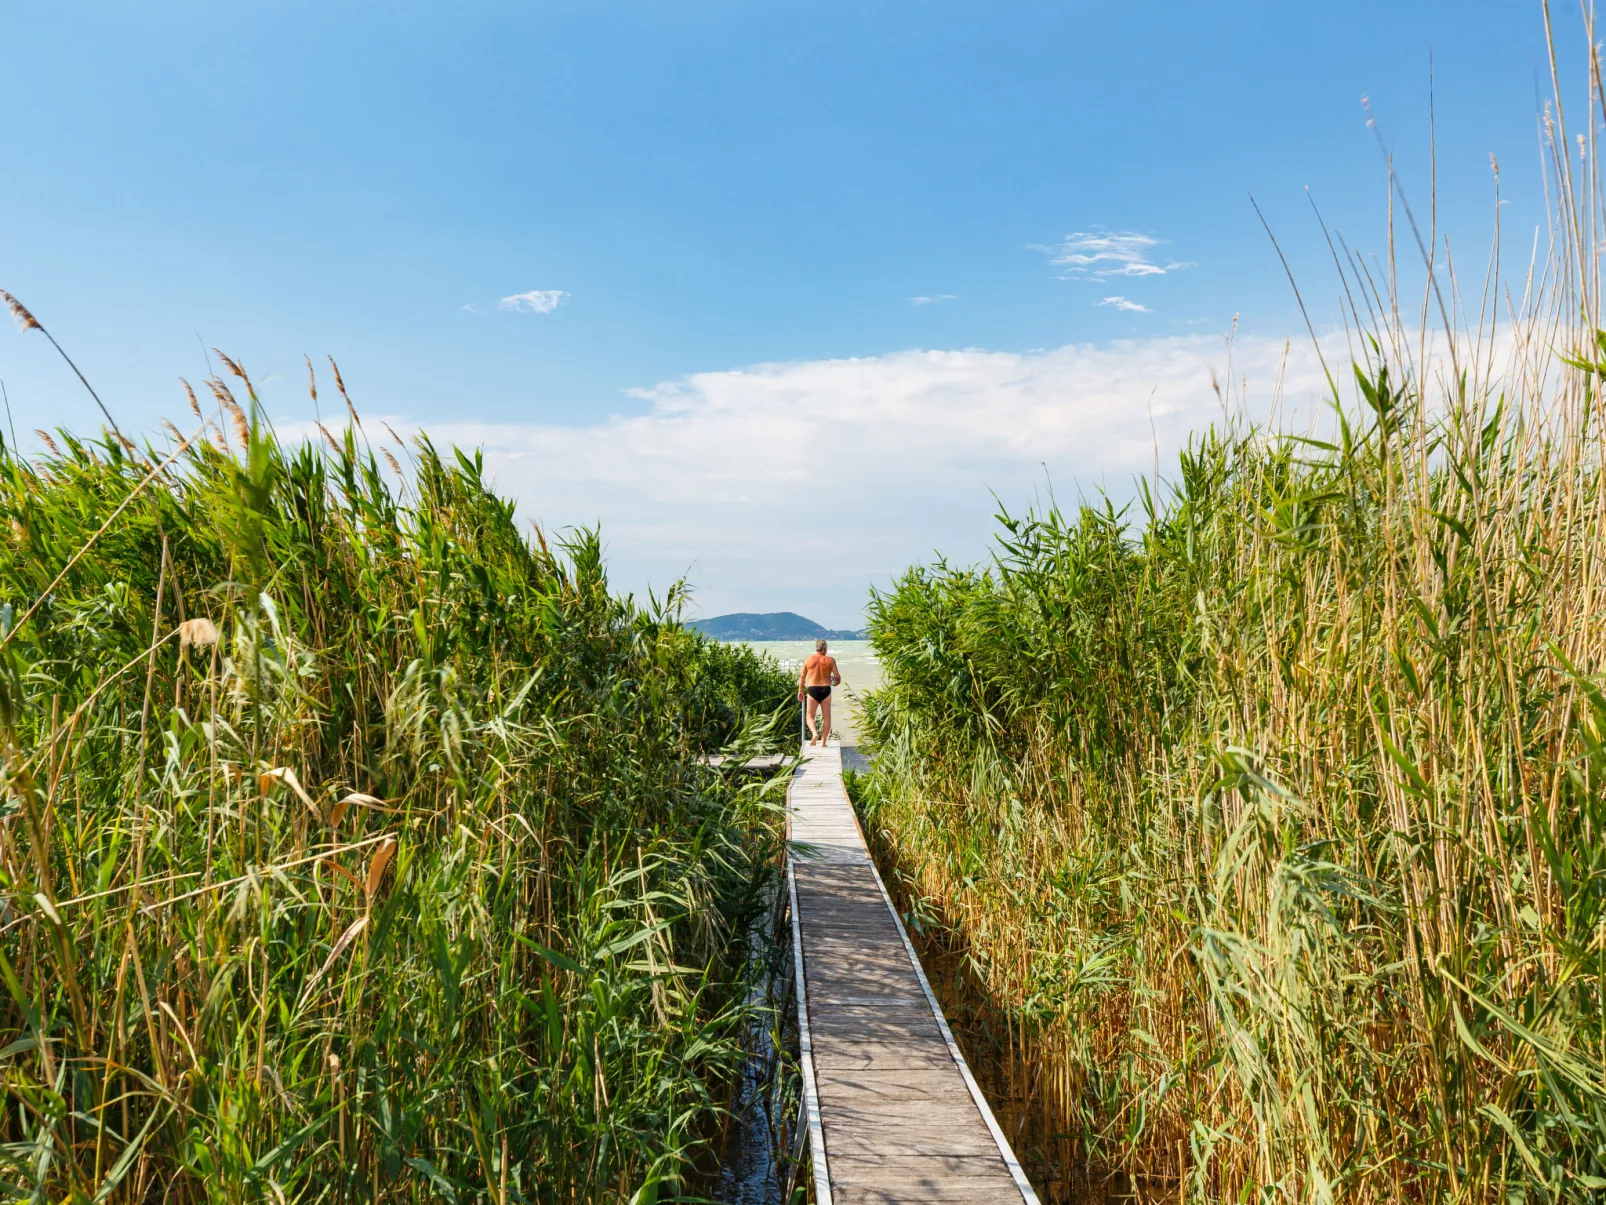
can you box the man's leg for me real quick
[805,695,819,743]
[821,694,832,744]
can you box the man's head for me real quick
[816,639,827,653]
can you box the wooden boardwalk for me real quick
[788,742,1039,1204]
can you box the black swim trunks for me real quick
[805,685,831,701]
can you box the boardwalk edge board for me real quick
[788,859,834,1205]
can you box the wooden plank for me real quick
[796,907,906,924]
[810,1041,956,1072]
[815,1068,997,1104]
[831,1155,1034,1181]
[806,948,913,965]
[799,915,901,929]
[810,1012,945,1042]
[801,928,909,946]
[823,1103,999,1129]
[803,953,915,977]
[825,1115,1003,1142]
[832,1183,1030,1205]
[697,752,792,770]
[804,973,925,998]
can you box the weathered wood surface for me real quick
[789,743,1038,1204]
[697,752,793,770]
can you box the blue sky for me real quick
[0,1,1577,625]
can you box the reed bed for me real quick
[855,13,1606,1204]
[0,366,796,1201]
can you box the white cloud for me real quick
[1099,296,1151,313]
[498,289,568,314]
[323,333,1331,624]
[1035,231,1194,279]
[910,294,957,305]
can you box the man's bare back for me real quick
[801,652,839,686]
[797,641,844,746]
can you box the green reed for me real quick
[855,12,1606,1203]
[0,372,795,1201]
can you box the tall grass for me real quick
[0,366,796,1200]
[856,14,1606,1204]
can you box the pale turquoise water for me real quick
[737,639,881,745]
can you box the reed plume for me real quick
[0,287,124,440]
[0,289,41,332]
[206,376,251,448]
[176,616,219,649]
[329,354,360,426]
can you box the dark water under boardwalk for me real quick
[713,1004,791,1203]
[710,910,805,1204]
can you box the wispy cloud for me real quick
[909,294,956,305]
[1035,231,1193,279]
[299,334,1331,620]
[498,289,568,314]
[1099,296,1150,313]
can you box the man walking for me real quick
[798,639,843,747]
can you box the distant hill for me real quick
[690,612,864,641]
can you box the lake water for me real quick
[736,639,882,746]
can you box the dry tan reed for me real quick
[0,290,41,332]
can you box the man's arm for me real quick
[798,659,808,697]
[830,657,843,687]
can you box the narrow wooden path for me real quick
[788,742,1039,1204]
